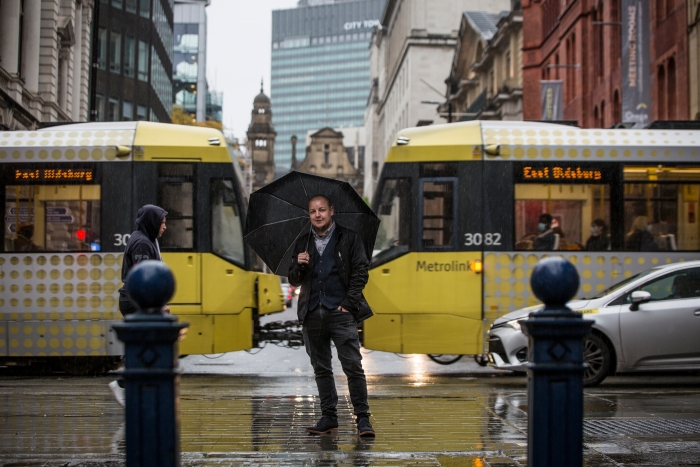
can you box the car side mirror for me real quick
[629,290,652,311]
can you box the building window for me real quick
[108,98,119,121]
[96,94,105,121]
[140,0,150,18]
[126,0,137,13]
[109,32,121,74]
[324,144,330,165]
[613,89,621,123]
[505,50,512,78]
[123,101,133,120]
[137,104,147,120]
[124,36,135,77]
[97,28,107,70]
[138,40,149,81]
[667,57,676,120]
[112,0,123,8]
[657,64,666,120]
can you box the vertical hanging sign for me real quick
[540,80,563,121]
[622,0,652,128]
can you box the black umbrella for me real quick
[244,171,380,275]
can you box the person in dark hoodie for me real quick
[109,205,168,406]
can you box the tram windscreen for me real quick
[374,178,411,260]
[4,185,101,252]
[211,179,245,265]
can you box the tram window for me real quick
[4,185,101,252]
[158,163,194,250]
[623,167,700,251]
[211,179,245,265]
[514,184,608,251]
[421,179,456,249]
[374,178,411,260]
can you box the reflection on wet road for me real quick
[1,369,700,466]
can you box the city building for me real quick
[363,0,510,201]
[297,128,362,193]
[522,0,689,127]
[689,0,700,119]
[174,0,220,123]
[271,0,385,169]
[90,0,174,122]
[445,4,523,122]
[0,0,95,130]
[246,85,276,192]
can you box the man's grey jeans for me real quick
[303,304,370,418]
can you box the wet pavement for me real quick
[0,308,699,465]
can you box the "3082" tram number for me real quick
[464,233,501,246]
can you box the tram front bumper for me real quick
[486,326,529,373]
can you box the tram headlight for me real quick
[468,260,483,273]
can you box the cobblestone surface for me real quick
[1,363,699,466]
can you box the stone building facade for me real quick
[297,127,363,196]
[522,0,689,127]
[689,0,700,119]
[363,0,510,201]
[0,0,94,130]
[246,85,276,192]
[445,6,523,122]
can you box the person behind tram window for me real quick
[585,218,610,251]
[533,213,557,250]
[625,215,659,251]
[14,222,42,252]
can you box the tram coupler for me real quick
[257,320,304,348]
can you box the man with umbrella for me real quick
[244,172,379,436]
[288,194,375,437]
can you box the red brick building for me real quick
[522,0,689,127]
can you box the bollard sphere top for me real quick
[530,257,579,308]
[126,260,176,312]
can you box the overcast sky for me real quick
[206,1,299,139]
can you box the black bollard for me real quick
[520,257,592,467]
[113,260,188,467]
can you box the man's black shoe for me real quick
[305,416,339,434]
[357,416,375,437]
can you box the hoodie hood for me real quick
[135,205,168,241]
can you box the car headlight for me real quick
[503,319,522,331]
[294,288,300,296]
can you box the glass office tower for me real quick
[271,0,384,168]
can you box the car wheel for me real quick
[427,354,463,365]
[583,333,611,387]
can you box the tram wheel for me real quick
[583,333,611,387]
[427,354,463,365]
[58,357,109,376]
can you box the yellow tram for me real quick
[0,122,284,373]
[363,121,700,359]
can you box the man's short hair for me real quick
[309,194,332,208]
[539,213,553,225]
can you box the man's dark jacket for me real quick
[118,205,168,306]
[288,223,373,324]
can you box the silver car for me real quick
[487,260,700,386]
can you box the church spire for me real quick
[260,78,264,94]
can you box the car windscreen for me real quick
[584,269,658,300]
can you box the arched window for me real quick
[601,100,606,128]
[594,105,600,127]
[613,89,621,124]
[257,108,265,114]
[657,64,667,120]
[611,0,621,65]
[667,57,676,120]
[595,2,604,78]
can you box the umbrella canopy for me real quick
[244,171,380,275]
